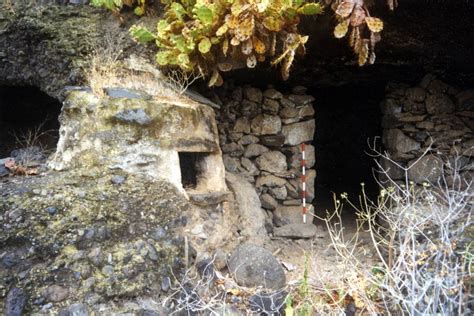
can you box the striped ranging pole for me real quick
[301,143,307,223]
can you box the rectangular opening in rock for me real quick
[178,152,208,189]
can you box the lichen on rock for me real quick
[0,169,191,314]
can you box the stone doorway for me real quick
[311,83,385,214]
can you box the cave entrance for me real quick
[178,152,209,190]
[0,86,61,159]
[311,83,385,215]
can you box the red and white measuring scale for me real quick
[301,143,307,223]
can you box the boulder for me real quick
[262,98,280,114]
[222,142,244,157]
[298,105,315,118]
[226,173,267,239]
[273,223,318,239]
[251,115,282,135]
[288,94,315,106]
[228,244,286,289]
[223,155,241,173]
[263,89,283,100]
[244,86,263,103]
[405,87,427,103]
[4,287,27,316]
[256,175,288,188]
[241,157,259,175]
[273,205,314,226]
[408,155,444,184]
[244,144,269,158]
[282,120,315,145]
[269,186,287,200]
[383,129,420,154]
[233,117,251,134]
[290,144,315,169]
[425,94,455,114]
[260,193,278,210]
[255,151,287,174]
[259,134,286,148]
[239,135,260,145]
[280,107,299,119]
[43,285,69,302]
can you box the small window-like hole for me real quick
[178,152,207,189]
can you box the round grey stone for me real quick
[228,244,286,289]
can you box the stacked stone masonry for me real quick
[381,74,474,188]
[214,84,316,235]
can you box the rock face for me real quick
[48,90,227,195]
[228,244,286,290]
[0,4,106,99]
[225,173,268,241]
[0,171,190,314]
[380,75,473,186]
[215,85,317,236]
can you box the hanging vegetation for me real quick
[329,0,389,66]
[91,0,396,86]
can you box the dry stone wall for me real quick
[214,84,317,237]
[381,75,474,188]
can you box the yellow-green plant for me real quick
[91,0,147,15]
[331,0,385,66]
[93,0,396,87]
[129,0,323,86]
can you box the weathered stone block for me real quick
[256,175,287,188]
[408,154,443,184]
[273,205,314,226]
[426,94,455,114]
[259,134,286,148]
[383,129,420,154]
[282,120,315,146]
[233,117,251,133]
[244,143,269,158]
[243,86,263,103]
[274,223,317,239]
[251,114,282,135]
[255,151,287,174]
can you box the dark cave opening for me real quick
[0,86,61,158]
[178,152,207,190]
[310,83,386,214]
